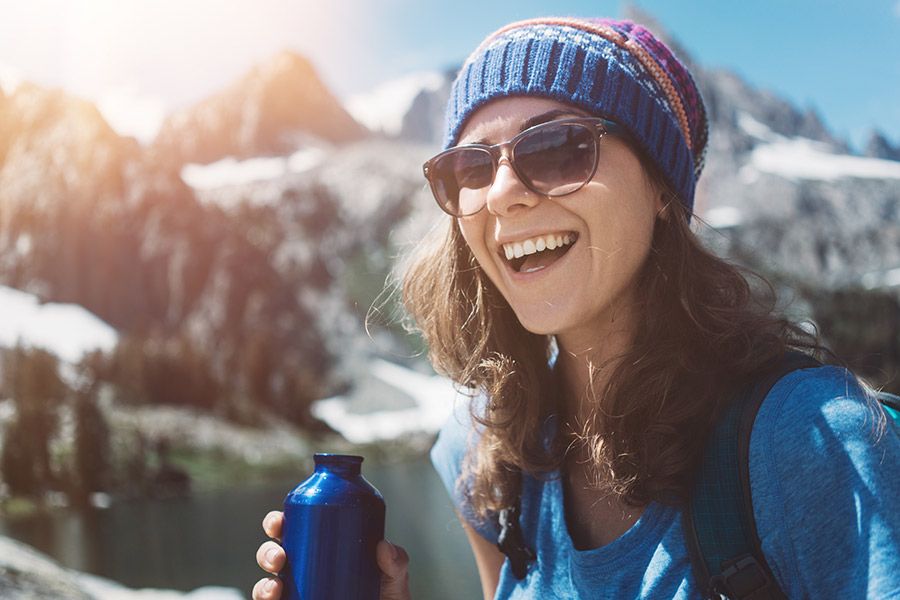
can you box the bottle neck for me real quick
[314,453,363,477]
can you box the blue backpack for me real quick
[495,350,900,599]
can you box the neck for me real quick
[554,299,640,436]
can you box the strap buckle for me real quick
[710,554,775,599]
[496,505,535,580]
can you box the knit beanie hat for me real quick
[443,17,709,215]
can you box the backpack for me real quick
[494,350,900,599]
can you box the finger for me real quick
[251,576,282,600]
[262,510,284,541]
[256,540,286,575]
[376,539,410,600]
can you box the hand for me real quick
[252,510,412,600]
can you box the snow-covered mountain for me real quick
[692,69,900,291]
[0,80,363,428]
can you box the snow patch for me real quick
[0,63,22,95]
[181,147,326,190]
[15,233,32,255]
[344,71,445,136]
[751,139,900,181]
[94,83,168,145]
[311,359,455,444]
[702,206,743,229]
[737,112,777,142]
[737,110,900,181]
[862,267,900,290]
[0,285,118,364]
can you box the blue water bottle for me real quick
[281,453,385,600]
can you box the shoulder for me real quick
[429,387,500,543]
[749,364,900,597]
[429,386,488,478]
[751,363,895,480]
[753,363,888,452]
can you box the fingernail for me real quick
[264,579,275,592]
[389,541,399,559]
[266,548,279,564]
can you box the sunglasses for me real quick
[423,117,622,217]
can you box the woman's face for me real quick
[454,96,665,345]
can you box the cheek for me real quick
[456,218,493,270]
[455,218,480,257]
[581,198,657,281]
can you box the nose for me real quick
[484,156,541,217]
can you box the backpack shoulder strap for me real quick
[683,350,821,600]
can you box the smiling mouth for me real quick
[500,231,579,273]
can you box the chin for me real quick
[510,307,572,337]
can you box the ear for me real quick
[654,190,672,222]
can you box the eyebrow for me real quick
[465,108,590,145]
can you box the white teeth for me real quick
[501,232,576,261]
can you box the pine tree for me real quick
[0,346,66,496]
[73,384,110,496]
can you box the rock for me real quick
[0,534,244,600]
[0,535,91,599]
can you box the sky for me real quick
[1,0,898,151]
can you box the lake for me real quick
[0,453,483,600]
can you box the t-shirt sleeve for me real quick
[750,364,900,599]
[429,387,501,544]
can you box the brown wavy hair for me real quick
[398,133,854,528]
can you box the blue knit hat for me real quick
[443,17,709,215]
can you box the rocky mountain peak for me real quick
[0,82,129,165]
[864,130,900,161]
[151,50,368,166]
[0,82,141,222]
[260,49,317,80]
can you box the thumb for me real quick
[376,539,410,600]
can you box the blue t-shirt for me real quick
[429,365,900,599]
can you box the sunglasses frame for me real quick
[423,116,622,217]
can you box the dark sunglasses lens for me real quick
[431,149,494,215]
[515,123,596,195]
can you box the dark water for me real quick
[0,454,482,600]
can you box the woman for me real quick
[253,16,900,599]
